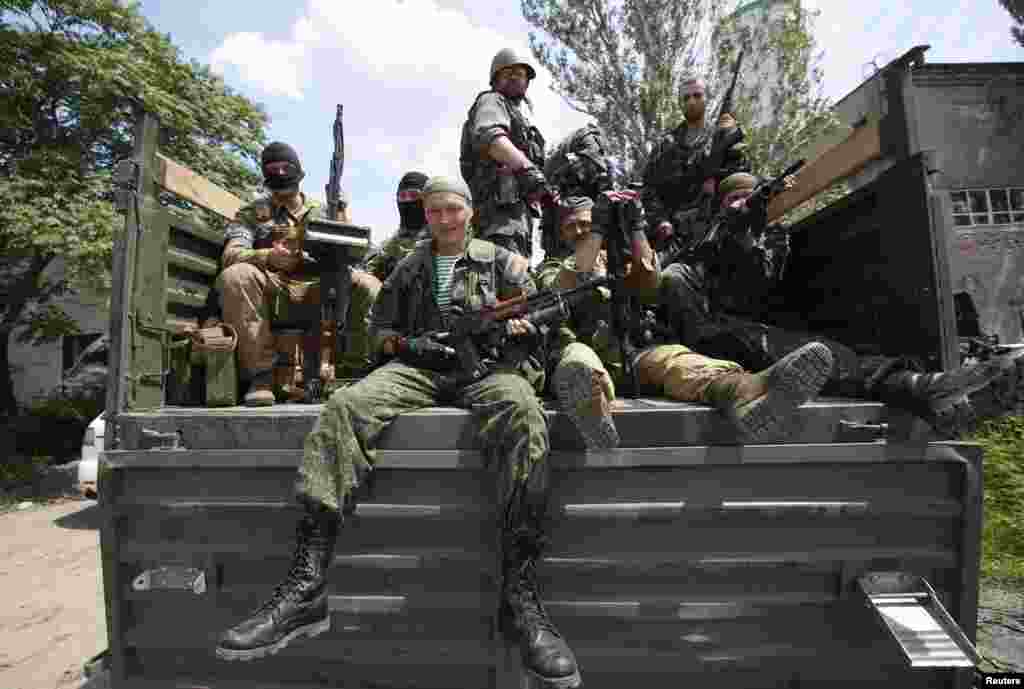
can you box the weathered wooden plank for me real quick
[167,247,218,277]
[154,153,243,221]
[767,118,883,222]
[163,207,225,246]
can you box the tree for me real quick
[0,0,269,417]
[998,0,1024,47]
[521,0,845,216]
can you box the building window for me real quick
[951,188,1024,227]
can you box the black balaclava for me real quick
[261,142,305,190]
[397,171,429,231]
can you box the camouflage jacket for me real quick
[222,193,326,269]
[534,251,668,386]
[641,122,751,231]
[460,91,545,221]
[371,236,542,380]
[365,226,429,283]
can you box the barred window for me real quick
[951,188,1024,227]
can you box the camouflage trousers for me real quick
[296,361,550,522]
[555,341,744,405]
[216,263,381,379]
[477,201,533,259]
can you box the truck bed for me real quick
[97,397,981,689]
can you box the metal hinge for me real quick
[132,566,206,595]
[140,428,185,450]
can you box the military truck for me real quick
[95,56,985,689]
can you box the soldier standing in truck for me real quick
[659,171,1021,436]
[459,48,549,260]
[642,75,751,255]
[215,142,381,405]
[216,176,583,689]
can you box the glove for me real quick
[396,333,456,371]
[516,165,551,202]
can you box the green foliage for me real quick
[998,0,1024,48]
[969,416,1024,583]
[0,0,270,414]
[522,0,844,196]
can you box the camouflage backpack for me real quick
[544,123,613,198]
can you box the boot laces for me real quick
[507,558,559,636]
[254,527,322,616]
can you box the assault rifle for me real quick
[671,158,806,268]
[438,276,612,385]
[602,190,645,398]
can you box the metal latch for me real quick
[132,566,207,595]
[839,420,889,439]
[858,571,979,668]
[112,159,140,213]
[140,428,185,450]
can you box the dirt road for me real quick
[0,499,106,689]
[1,499,1019,689]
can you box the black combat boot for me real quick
[216,505,339,661]
[870,355,1016,438]
[501,525,582,688]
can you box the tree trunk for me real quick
[0,330,18,418]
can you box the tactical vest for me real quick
[459,90,545,202]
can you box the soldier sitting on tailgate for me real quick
[216,176,583,689]
[215,142,381,406]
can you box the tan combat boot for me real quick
[703,342,834,441]
[553,343,619,450]
[272,333,306,403]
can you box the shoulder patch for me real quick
[467,238,497,262]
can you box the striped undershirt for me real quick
[432,254,460,317]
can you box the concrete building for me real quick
[9,257,109,408]
[832,46,1024,345]
[716,0,789,128]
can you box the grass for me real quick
[967,416,1024,585]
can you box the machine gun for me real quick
[439,276,612,385]
[276,104,371,402]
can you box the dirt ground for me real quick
[0,499,107,689]
[0,499,1020,689]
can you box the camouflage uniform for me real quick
[460,91,546,259]
[296,235,547,514]
[641,122,751,237]
[365,225,429,283]
[216,191,381,390]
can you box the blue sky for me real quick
[135,0,1023,248]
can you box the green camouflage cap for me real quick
[719,172,758,197]
[422,176,473,206]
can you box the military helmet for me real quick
[489,48,537,85]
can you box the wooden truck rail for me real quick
[99,52,981,689]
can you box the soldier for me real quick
[460,48,549,259]
[215,142,380,405]
[660,171,1020,436]
[642,75,751,254]
[216,177,582,689]
[536,194,833,449]
[365,171,430,283]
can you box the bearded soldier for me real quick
[659,171,1021,437]
[536,191,833,450]
[217,176,582,689]
[366,171,430,283]
[460,48,549,259]
[216,142,381,405]
[642,75,751,253]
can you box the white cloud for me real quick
[209,19,319,100]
